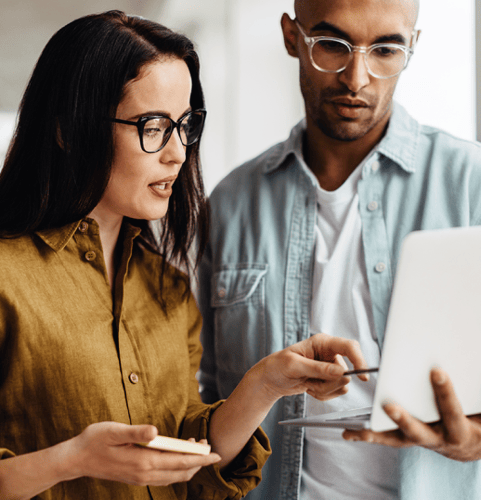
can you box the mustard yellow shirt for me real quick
[0,219,270,499]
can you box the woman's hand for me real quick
[208,333,369,469]
[250,333,369,404]
[65,422,221,486]
[0,422,220,500]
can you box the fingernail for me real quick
[390,409,401,420]
[433,370,446,385]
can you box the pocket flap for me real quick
[211,264,268,307]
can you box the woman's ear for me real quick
[281,13,300,59]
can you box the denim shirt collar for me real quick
[262,102,419,175]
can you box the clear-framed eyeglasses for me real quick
[111,109,206,153]
[295,20,420,80]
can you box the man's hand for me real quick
[343,367,481,462]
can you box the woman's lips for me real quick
[149,177,176,198]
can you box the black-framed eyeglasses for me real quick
[110,109,206,153]
[296,20,420,79]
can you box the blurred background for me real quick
[0,0,478,193]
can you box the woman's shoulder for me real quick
[0,234,38,261]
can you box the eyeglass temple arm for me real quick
[410,29,421,50]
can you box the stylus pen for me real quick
[344,367,379,375]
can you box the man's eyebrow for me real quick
[310,21,350,40]
[309,21,407,46]
[373,34,407,45]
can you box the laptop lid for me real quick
[280,226,481,432]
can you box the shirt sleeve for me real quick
[181,401,271,500]
[182,289,271,498]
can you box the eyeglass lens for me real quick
[142,111,204,153]
[312,40,407,78]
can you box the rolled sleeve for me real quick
[181,401,271,499]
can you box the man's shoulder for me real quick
[213,141,288,195]
[418,122,481,156]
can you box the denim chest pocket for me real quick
[211,264,268,380]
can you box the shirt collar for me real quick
[262,102,419,175]
[35,219,142,253]
[262,119,306,174]
[375,102,419,173]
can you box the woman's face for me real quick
[93,57,192,224]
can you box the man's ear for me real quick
[281,13,300,59]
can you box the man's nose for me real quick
[338,52,371,94]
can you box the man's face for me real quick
[284,0,417,142]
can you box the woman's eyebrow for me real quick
[129,107,192,120]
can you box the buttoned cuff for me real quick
[181,401,271,500]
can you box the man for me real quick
[198,0,481,498]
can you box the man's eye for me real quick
[317,40,349,54]
[372,46,403,58]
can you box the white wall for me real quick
[395,0,476,141]
[0,0,478,190]
[161,0,477,193]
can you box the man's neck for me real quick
[303,115,390,191]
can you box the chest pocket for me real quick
[211,264,268,379]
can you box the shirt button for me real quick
[129,372,139,384]
[217,288,226,298]
[371,160,381,172]
[367,201,378,212]
[375,262,386,273]
[78,221,88,233]
[84,250,96,261]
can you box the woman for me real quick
[0,11,368,499]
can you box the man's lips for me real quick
[331,98,369,107]
[330,98,370,118]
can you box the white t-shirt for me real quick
[302,160,398,500]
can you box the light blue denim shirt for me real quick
[198,103,481,500]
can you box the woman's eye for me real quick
[144,127,161,137]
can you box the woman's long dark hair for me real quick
[0,10,208,307]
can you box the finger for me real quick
[106,423,159,446]
[306,377,350,395]
[148,465,204,486]
[343,429,410,447]
[311,334,369,374]
[381,402,441,446]
[307,385,349,401]
[333,354,349,370]
[148,450,221,470]
[431,368,469,438]
[294,356,346,380]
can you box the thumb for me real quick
[110,423,158,445]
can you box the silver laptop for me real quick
[280,226,481,432]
